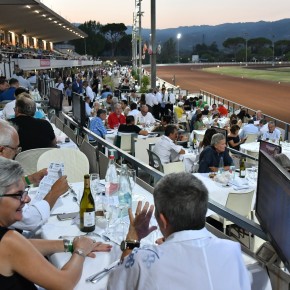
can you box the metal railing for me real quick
[200,89,290,141]
[60,111,267,241]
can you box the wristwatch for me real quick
[120,240,140,251]
[73,248,86,258]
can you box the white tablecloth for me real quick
[39,179,270,290]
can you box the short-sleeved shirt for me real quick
[10,115,55,151]
[227,135,241,151]
[118,124,141,134]
[108,112,126,129]
[153,135,183,164]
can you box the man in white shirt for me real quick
[0,120,68,232]
[262,121,281,141]
[54,77,64,93]
[145,88,158,112]
[127,102,139,120]
[135,105,156,125]
[258,119,268,137]
[108,173,251,290]
[83,80,95,102]
[153,124,185,163]
[15,70,32,90]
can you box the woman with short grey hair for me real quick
[198,133,233,173]
[0,157,112,290]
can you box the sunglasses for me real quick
[1,145,22,155]
[0,188,29,202]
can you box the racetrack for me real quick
[154,65,290,123]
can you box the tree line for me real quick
[69,20,290,63]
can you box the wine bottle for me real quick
[239,158,246,178]
[218,156,224,174]
[80,174,95,232]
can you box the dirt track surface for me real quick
[154,65,290,123]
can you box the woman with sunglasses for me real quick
[0,157,112,290]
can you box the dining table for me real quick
[37,177,271,290]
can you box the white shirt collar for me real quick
[165,228,213,244]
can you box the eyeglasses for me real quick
[1,145,22,155]
[0,188,29,202]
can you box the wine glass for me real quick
[102,201,114,235]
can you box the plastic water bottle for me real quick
[105,150,119,199]
[218,156,224,174]
[118,164,132,217]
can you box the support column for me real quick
[10,31,15,45]
[150,0,156,89]
[42,40,47,50]
[33,37,37,48]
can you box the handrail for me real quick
[200,89,289,140]
[60,111,267,241]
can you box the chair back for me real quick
[163,161,185,174]
[79,139,99,173]
[37,148,89,182]
[15,148,53,176]
[135,137,160,164]
[226,190,255,218]
[114,133,135,153]
[147,149,164,173]
[245,133,258,143]
[63,124,77,144]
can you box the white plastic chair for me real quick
[245,133,258,143]
[210,190,255,234]
[37,148,89,183]
[15,148,53,176]
[163,161,185,175]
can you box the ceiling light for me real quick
[42,14,46,17]
[26,5,31,8]
[35,10,39,13]
[54,21,57,23]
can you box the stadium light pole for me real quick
[177,33,181,63]
[272,35,275,66]
[244,33,248,66]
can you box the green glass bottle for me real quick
[239,158,246,178]
[80,174,95,232]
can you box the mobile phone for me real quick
[57,212,78,221]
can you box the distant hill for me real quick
[126,19,290,51]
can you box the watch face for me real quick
[120,240,140,251]
[120,240,126,251]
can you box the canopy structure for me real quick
[0,0,87,43]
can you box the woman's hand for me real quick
[73,236,112,258]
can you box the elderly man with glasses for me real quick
[0,119,68,233]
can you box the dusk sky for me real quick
[41,0,290,29]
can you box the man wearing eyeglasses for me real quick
[0,120,68,233]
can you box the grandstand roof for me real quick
[0,0,87,43]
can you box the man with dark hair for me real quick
[153,124,185,163]
[118,115,148,136]
[120,99,130,116]
[239,119,259,139]
[10,96,56,151]
[152,115,172,132]
[127,102,139,120]
[0,78,19,101]
[89,109,107,138]
[0,78,9,101]
[108,173,250,290]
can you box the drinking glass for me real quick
[90,173,100,208]
[102,201,116,235]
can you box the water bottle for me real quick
[105,150,119,199]
[118,164,132,218]
[218,156,224,174]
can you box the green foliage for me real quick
[158,38,176,63]
[139,75,150,93]
[102,76,114,90]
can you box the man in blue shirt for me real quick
[239,119,259,139]
[89,109,107,139]
[198,133,232,173]
[0,78,19,102]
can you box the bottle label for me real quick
[240,170,246,177]
[83,211,95,227]
[105,183,119,195]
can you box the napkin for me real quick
[228,179,249,191]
